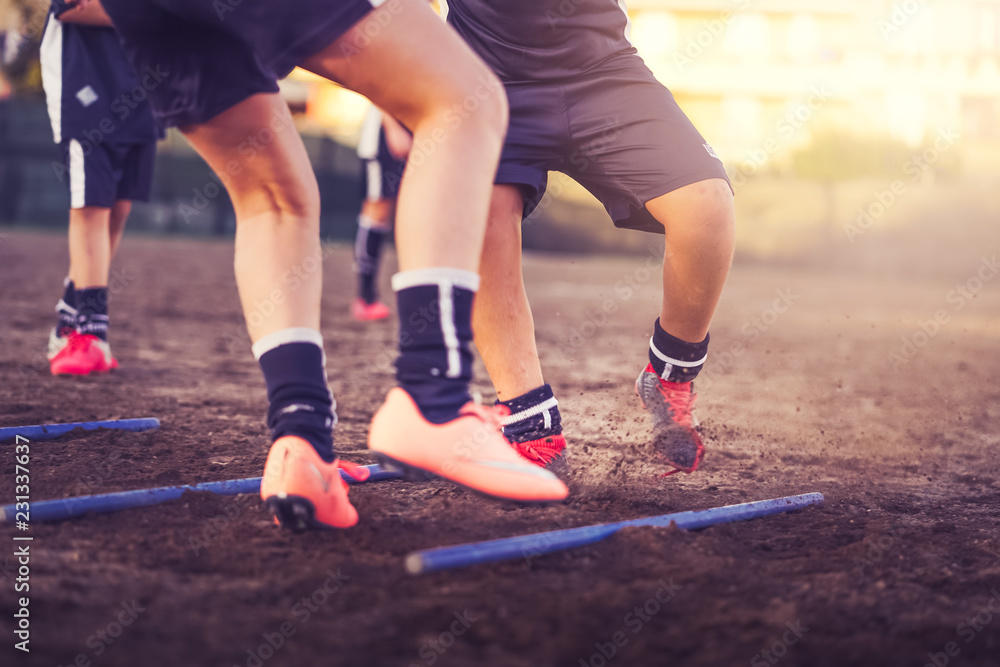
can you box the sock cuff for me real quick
[499,384,558,424]
[252,327,323,361]
[650,319,709,365]
[392,268,480,293]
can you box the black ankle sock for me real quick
[256,333,336,462]
[498,384,561,443]
[648,319,709,383]
[355,218,388,304]
[76,287,109,341]
[56,278,77,336]
[394,268,477,424]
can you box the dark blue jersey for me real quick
[39,0,161,145]
[443,0,637,84]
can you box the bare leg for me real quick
[108,199,132,258]
[472,185,544,401]
[301,0,507,274]
[67,206,112,288]
[645,178,735,343]
[180,94,322,341]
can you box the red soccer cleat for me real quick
[260,436,370,530]
[368,388,568,503]
[635,363,705,475]
[49,332,118,376]
[351,298,390,322]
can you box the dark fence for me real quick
[0,98,365,240]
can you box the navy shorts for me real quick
[101,0,375,128]
[360,131,407,202]
[498,54,731,233]
[59,139,156,209]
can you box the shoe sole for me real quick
[635,377,703,474]
[374,453,564,506]
[264,494,327,532]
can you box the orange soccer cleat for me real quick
[260,436,370,530]
[368,388,568,503]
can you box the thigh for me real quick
[179,93,318,220]
[562,58,731,233]
[116,141,157,203]
[300,0,498,133]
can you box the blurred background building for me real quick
[2,0,999,272]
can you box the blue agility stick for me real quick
[0,417,161,442]
[405,492,824,575]
[0,464,402,523]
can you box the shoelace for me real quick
[459,402,509,434]
[512,436,564,465]
[658,380,697,429]
[63,332,94,354]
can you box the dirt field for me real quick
[1,229,998,667]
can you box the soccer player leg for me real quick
[352,189,393,320]
[472,185,568,473]
[302,0,565,502]
[636,179,734,474]
[180,94,361,529]
[50,140,118,374]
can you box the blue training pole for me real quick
[0,463,402,523]
[405,492,825,575]
[0,418,161,442]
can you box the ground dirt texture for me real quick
[1,230,998,667]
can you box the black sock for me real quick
[648,318,709,383]
[76,287,109,341]
[55,277,77,337]
[394,268,477,424]
[498,384,561,443]
[254,330,336,462]
[355,216,388,304]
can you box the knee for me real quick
[683,178,735,236]
[425,66,508,146]
[241,176,320,224]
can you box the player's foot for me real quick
[351,298,390,321]
[47,326,74,360]
[509,434,570,478]
[49,332,118,376]
[635,363,704,475]
[368,388,568,503]
[260,436,370,531]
